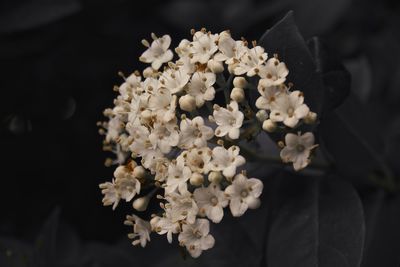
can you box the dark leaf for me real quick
[307,37,351,113]
[360,189,400,267]
[265,174,365,267]
[319,93,391,184]
[34,207,60,266]
[258,11,325,115]
[0,238,33,267]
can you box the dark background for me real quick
[1,0,400,266]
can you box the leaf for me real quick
[264,173,365,267]
[360,189,400,267]
[34,207,60,266]
[0,238,33,267]
[258,11,325,115]
[319,93,391,184]
[307,37,351,113]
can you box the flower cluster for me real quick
[98,29,318,257]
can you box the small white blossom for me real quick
[234,46,268,77]
[179,116,214,149]
[280,132,318,171]
[165,189,199,224]
[225,173,263,217]
[140,34,173,70]
[151,215,180,244]
[194,183,228,223]
[213,101,244,139]
[125,215,151,247]
[116,175,141,202]
[165,158,192,194]
[214,31,247,64]
[258,57,289,86]
[255,84,286,110]
[210,145,245,178]
[179,147,212,174]
[187,72,216,107]
[149,121,180,154]
[119,73,141,101]
[190,31,219,64]
[269,91,310,128]
[99,179,120,210]
[159,67,190,94]
[178,218,215,258]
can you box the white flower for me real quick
[280,132,318,171]
[165,158,192,194]
[190,31,219,64]
[149,121,180,154]
[213,101,244,139]
[125,215,151,247]
[234,46,268,77]
[116,175,141,202]
[99,179,120,210]
[165,189,198,224]
[193,183,228,223]
[175,39,191,57]
[178,218,215,258]
[179,116,214,149]
[210,145,245,178]
[258,57,289,86]
[255,84,286,110]
[159,67,190,94]
[140,34,174,70]
[154,157,170,182]
[225,173,263,217]
[151,215,180,243]
[269,91,310,128]
[119,73,141,101]
[214,31,247,64]
[187,72,216,107]
[179,147,212,174]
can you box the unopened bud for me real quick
[208,171,222,183]
[114,166,127,179]
[190,173,204,186]
[262,119,277,132]
[233,77,247,88]
[256,110,268,122]
[132,196,150,211]
[179,94,196,112]
[133,166,146,179]
[304,111,317,124]
[230,87,245,102]
[207,59,224,73]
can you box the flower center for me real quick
[287,107,294,117]
[210,196,218,206]
[229,118,236,125]
[241,189,248,198]
[194,230,203,238]
[296,144,305,152]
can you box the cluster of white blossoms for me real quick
[98,29,318,258]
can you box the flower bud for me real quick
[262,119,277,132]
[179,94,196,112]
[233,77,247,88]
[190,173,204,186]
[132,196,150,211]
[207,59,224,73]
[208,171,223,184]
[256,110,268,122]
[114,166,127,179]
[230,87,245,102]
[140,109,152,121]
[247,197,261,209]
[304,111,317,124]
[133,166,146,179]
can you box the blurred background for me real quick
[1,0,400,266]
